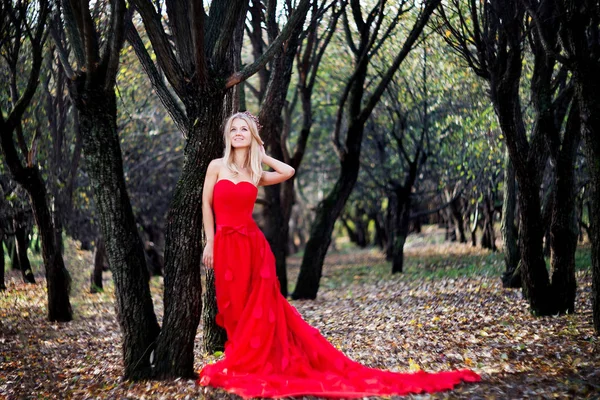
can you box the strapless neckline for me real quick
[215,179,257,190]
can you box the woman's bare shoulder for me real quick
[208,158,224,169]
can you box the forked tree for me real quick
[0,0,73,322]
[292,0,442,299]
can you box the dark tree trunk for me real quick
[481,193,497,251]
[549,102,580,314]
[373,212,387,250]
[91,236,106,293]
[292,154,361,299]
[385,194,397,260]
[572,59,600,332]
[13,213,35,283]
[0,238,6,291]
[27,176,73,321]
[257,12,305,298]
[516,175,554,315]
[541,182,555,258]
[262,166,290,297]
[73,82,159,379]
[501,153,521,288]
[7,236,20,271]
[391,190,411,274]
[450,198,467,243]
[202,268,227,352]
[553,0,600,334]
[157,90,230,375]
[353,207,368,248]
[292,0,440,299]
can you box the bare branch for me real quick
[130,0,185,97]
[225,0,311,89]
[125,18,188,134]
[102,0,127,90]
[359,0,441,124]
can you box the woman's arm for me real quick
[202,159,220,268]
[259,146,295,186]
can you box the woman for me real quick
[198,112,479,399]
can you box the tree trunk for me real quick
[91,236,106,293]
[385,194,397,260]
[450,198,467,243]
[516,176,554,315]
[155,90,229,376]
[6,236,20,271]
[202,268,227,352]
[585,131,600,333]
[13,213,35,283]
[574,66,600,333]
[481,193,497,251]
[373,212,387,250]
[549,103,580,314]
[391,190,411,274]
[262,167,290,297]
[0,238,6,291]
[74,82,159,379]
[292,154,360,299]
[27,174,73,321]
[501,152,521,288]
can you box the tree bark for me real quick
[0,238,6,291]
[13,212,35,284]
[27,174,73,321]
[292,153,360,299]
[501,152,521,288]
[90,236,106,293]
[202,268,227,352]
[156,89,228,376]
[450,198,467,243]
[6,236,20,271]
[549,102,580,314]
[391,189,411,274]
[73,82,160,379]
[292,0,440,300]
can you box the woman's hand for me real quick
[203,240,214,269]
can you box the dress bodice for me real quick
[213,179,258,226]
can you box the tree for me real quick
[0,0,73,321]
[52,0,160,378]
[292,0,442,299]
[125,0,310,377]
[244,0,341,296]
[440,0,579,315]
[545,0,600,332]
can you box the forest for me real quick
[1,0,599,398]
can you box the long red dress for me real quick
[198,179,480,398]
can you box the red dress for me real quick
[198,179,480,398]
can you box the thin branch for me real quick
[103,0,127,90]
[359,0,441,124]
[125,18,187,134]
[226,0,311,89]
[130,0,185,97]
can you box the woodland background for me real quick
[1,0,599,398]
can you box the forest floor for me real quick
[1,227,599,399]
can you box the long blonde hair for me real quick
[222,112,263,185]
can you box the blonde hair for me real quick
[222,112,263,185]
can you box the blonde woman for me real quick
[198,112,479,399]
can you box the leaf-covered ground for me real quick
[1,230,599,399]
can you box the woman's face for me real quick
[230,118,252,149]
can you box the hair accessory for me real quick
[242,110,263,132]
